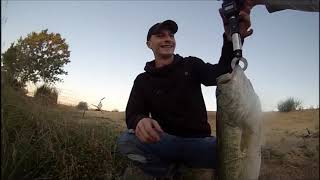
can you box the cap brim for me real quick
[155,20,178,34]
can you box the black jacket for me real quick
[126,35,234,138]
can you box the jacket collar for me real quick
[144,54,183,76]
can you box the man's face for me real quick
[147,29,176,59]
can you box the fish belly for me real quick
[216,65,262,180]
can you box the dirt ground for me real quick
[261,110,319,180]
[84,109,319,180]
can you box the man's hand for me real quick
[135,118,164,143]
[219,8,253,41]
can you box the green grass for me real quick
[1,85,128,180]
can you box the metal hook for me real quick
[231,57,248,71]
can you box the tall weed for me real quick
[1,85,128,180]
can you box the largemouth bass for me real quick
[216,65,262,180]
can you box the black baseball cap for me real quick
[147,20,178,41]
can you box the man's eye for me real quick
[156,34,164,37]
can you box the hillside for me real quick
[2,86,319,179]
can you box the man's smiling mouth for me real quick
[160,45,173,48]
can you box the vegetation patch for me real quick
[1,85,128,180]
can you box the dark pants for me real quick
[117,129,217,177]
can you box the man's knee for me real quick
[117,129,148,163]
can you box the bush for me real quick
[77,101,88,111]
[277,97,302,112]
[77,101,88,118]
[34,85,58,105]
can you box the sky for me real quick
[1,0,319,112]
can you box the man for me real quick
[117,11,252,179]
[243,0,319,13]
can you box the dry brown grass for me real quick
[210,110,319,180]
[1,87,128,179]
[4,86,318,180]
[85,109,319,180]
[259,110,319,180]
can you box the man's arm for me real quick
[244,0,319,13]
[191,34,234,86]
[125,75,164,143]
[192,9,252,86]
[265,0,319,12]
[125,75,149,129]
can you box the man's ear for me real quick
[146,41,152,49]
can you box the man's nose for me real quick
[164,35,174,41]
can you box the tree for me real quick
[77,101,88,118]
[1,43,27,90]
[2,29,70,85]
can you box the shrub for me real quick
[34,85,58,105]
[277,97,302,112]
[77,101,88,111]
[77,101,88,118]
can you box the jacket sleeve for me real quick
[265,0,319,13]
[125,75,150,130]
[192,33,235,86]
